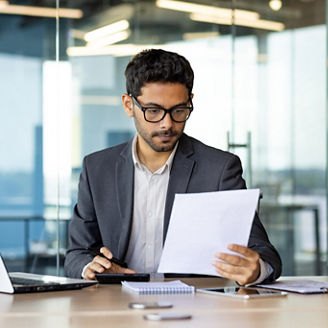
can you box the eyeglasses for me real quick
[130,95,193,123]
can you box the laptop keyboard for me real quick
[11,277,60,286]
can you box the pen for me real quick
[85,248,127,268]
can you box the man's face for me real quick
[125,82,190,153]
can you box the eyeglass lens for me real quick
[145,107,190,122]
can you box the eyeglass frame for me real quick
[129,94,193,123]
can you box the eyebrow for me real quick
[141,100,189,108]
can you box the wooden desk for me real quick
[0,277,327,327]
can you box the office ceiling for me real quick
[6,0,326,29]
[61,0,325,30]
[63,0,325,43]
[0,0,325,53]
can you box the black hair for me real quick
[125,49,194,97]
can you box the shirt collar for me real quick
[132,134,179,172]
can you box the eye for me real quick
[146,108,162,115]
[173,107,189,114]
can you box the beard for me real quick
[134,117,184,153]
[149,129,181,152]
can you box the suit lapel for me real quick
[163,134,195,241]
[115,140,134,258]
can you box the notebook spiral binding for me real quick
[138,286,195,294]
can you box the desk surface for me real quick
[1,276,328,328]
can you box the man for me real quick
[65,49,281,285]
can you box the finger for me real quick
[227,244,259,260]
[100,247,113,259]
[122,267,136,274]
[89,261,107,274]
[84,269,96,280]
[215,267,248,285]
[212,260,245,275]
[213,257,260,285]
[213,262,250,285]
[84,262,105,280]
[93,255,112,269]
[215,252,248,267]
[107,263,136,274]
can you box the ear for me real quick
[190,93,194,100]
[122,94,134,118]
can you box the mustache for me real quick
[151,130,179,138]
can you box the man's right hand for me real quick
[84,247,136,280]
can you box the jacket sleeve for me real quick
[248,213,282,282]
[219,154,282,282]
[64,157,103,278]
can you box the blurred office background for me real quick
[0,0,326,276]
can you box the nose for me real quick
[159,112,173,129]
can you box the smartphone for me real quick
[95,273,150,284]
[129,302,173,309]
[197,287,288,299]
[143,313,192,321]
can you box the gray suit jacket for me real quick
[65,134,281,280]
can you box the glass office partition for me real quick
[1,0,327,277]
[0,3,55,273]
[0,1,80,275]
[230,1,327,275]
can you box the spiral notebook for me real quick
[121,280,195,294]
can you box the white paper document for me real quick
[256,279,328,294]
[157,189,260,276]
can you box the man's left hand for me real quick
[212,244,260,285]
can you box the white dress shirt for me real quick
[124,135,178,273]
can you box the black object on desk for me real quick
[164,273,215,278]
[95,273,150,284]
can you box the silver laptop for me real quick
[0,254,97,294]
